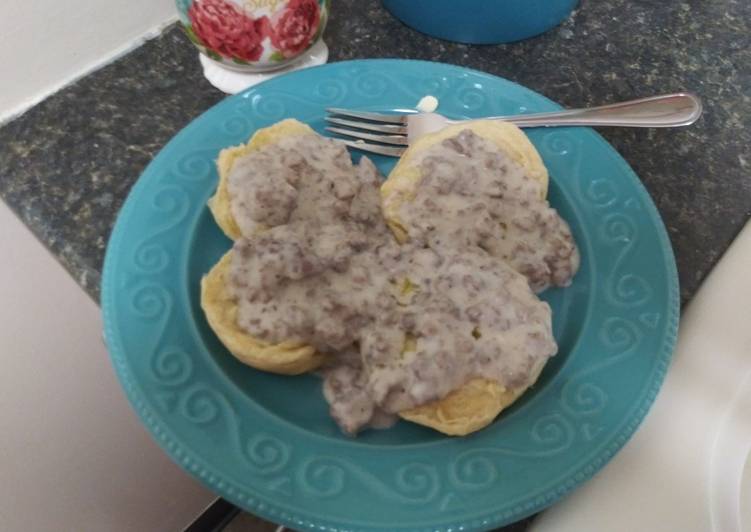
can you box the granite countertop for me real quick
[1,0,749,304]
[0,0,748,530]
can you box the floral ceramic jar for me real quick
[176,0,329,72]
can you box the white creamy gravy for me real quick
[398,130,580,292]
[225,133,565,435]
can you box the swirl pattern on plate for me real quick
[102,60,679,531]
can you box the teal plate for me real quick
[102,59,679,531]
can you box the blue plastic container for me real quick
[382,0,579,44]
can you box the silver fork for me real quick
[325,92,702,157]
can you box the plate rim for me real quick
[102,58,680,531]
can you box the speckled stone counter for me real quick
[0,0,749,529]
[1,0,748,304]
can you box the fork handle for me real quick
[482,93,702,128]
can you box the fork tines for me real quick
[327,117,406,134]
[326,126,408,146]
[326,108,408,124]
[326,108,409,157]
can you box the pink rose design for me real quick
[271,0,321,58]
[188,0,271,62]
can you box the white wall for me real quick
[0,0,177,123]
[0,3,216,528]
[0,200,215,531]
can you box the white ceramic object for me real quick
[199,38,328,93]
[530,221,751,532]
[177,0,329,72]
